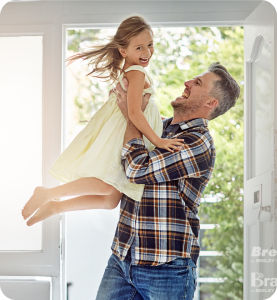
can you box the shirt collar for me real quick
[179,118,209,129]
[164,117,209,131]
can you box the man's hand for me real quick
[141,93,151,112]
[116,77,150,120]
[109,88,116,97]
[116,80,129,120]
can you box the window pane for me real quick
[199,283,214,300]
[0,36,42,250]
[199,256,222,277]
[65,29,115,147]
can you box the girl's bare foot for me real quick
[27,201,56,226]
[22,187,51,220]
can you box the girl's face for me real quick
[119,29,154,68]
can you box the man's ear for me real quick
[207,98,218,109]
[118,48,127,58]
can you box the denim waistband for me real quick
[124,249,196,268]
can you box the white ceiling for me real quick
[9,0,263,2]
[2,0,263,25]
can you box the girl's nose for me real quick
[144,48,151,57]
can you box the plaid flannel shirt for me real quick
[111,117,216,266]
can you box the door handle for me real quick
[258,205,272,222]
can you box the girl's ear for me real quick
[118,48,127,58]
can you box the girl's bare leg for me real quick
[22,177,118,220]
[26,189,123,226]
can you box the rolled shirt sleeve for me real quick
[121,131,212,185]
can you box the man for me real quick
[95,62,240,300]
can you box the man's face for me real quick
[171,71,220,115]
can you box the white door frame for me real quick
[244,1,277,299]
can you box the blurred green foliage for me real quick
[67,26,244,300]
[147,27,244,300]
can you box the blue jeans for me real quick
[96,253,197,300]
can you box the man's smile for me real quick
[181,89,190,99]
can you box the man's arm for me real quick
[122,131,213,185]
[123,120,142,145]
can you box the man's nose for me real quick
[184,80,191,88]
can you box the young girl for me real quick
[22,15,183,226]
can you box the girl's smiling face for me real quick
[119,29,154,68]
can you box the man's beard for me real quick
[171,98,202,115]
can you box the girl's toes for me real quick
[22,211,27,219]
[27,219,33,226]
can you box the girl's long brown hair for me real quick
[66,16,153,84]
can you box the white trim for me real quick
[60,214,67,300]
[0,276,51,282]
[198,277,225,283]
[245,34,264,180]
[62,25,67,153]
[200,251,223,256]
[200,224,219,230]
[63,21,244,30]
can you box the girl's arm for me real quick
[125,71,183,152]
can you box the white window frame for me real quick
[0,23,60,278]
[0,23,63,300]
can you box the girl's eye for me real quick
[137,47,142,50]
[149,43,153,47]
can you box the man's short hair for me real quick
[208,62,240,120]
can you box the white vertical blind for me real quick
[0,36,43,250]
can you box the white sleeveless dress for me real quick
[48,65,163,201]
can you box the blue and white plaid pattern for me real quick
[111,118,216,266]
